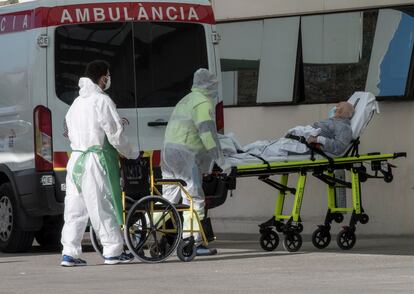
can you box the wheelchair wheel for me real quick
[177,237,197,262]
[259,230,279,251]
[89,226,103,257]
[89,197,134,258]
[283,232,302,252]
[124,195,182,263]
[311,227,331,249]
[337,228,356,250]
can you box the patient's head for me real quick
[334,102,354,119]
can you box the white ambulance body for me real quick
[0,0,223,252]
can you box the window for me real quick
[55,23,135,108]
[133,23,208,108]
[217,18,299,106]
[301,12,374,102]
[366,8,414,97]
[218,6,414,106]
[55,22,207,108]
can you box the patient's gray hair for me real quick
[337,102,354,119]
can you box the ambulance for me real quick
[0,0,223,252]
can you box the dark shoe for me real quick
[104,252,134,265]
[196,245,217,256]
[60,255,87,267]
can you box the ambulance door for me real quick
[133,22,209,151]
[49,22,139,164]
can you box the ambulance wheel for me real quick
[259,230,279,251]
[0,183,35,253]
[334,213,344,223]
[124,196,182,263]
[359,214,369,224]
[177,238,196,262]
[337,229,356,250]
[35,215,63,249]
[312,227,331,249]
[283,232,302,252]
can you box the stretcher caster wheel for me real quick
[283,233,302,252]
[384,174,393,183]
[337,229,356,250]
[177,238,196,262]
[312,227,331,249]
[259,230,279,251]
[334,213,344,223]
[296,223,304,233]
[359,214,369,224]
[275,222,285,232]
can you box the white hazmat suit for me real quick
[61,77,139,258]
[161,69,227,241]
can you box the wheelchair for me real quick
[90,152,229,263]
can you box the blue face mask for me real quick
[328,106,336,118]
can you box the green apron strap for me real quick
[72,146,102,193]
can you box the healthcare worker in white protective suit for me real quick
[161,68,229,256]
[60,60,139,266]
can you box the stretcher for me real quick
[222,92,407,252]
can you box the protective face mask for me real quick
[328,106,336,118]
[104,76,111,91]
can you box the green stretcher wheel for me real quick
[312,227,331,249]
[259,230,279,251]
[283,232,302,252]
[337,229,356,250]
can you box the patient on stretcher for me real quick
[301,101,354,155]
[220,102,354,161]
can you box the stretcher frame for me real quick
[228,136,406,252]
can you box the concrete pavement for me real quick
[1,235,414,294]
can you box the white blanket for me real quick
[219,126,320,161]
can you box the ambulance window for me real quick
[55,23,136,108]
[133,22,208,108]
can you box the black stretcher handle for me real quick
[155,178,187,186]
[394,152,407,158]
[148,121,168,127]
[285,133,334,165]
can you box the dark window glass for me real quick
[55,22,207,108]
[133,22,208,108]
[55,23,135,108]
[301,11,378,103]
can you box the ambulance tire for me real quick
[35,215,63,249]
[0,183,35,253]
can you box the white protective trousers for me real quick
[61,152,124,258]
[161,147,211,241]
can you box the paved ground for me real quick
[1,235,414,294]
